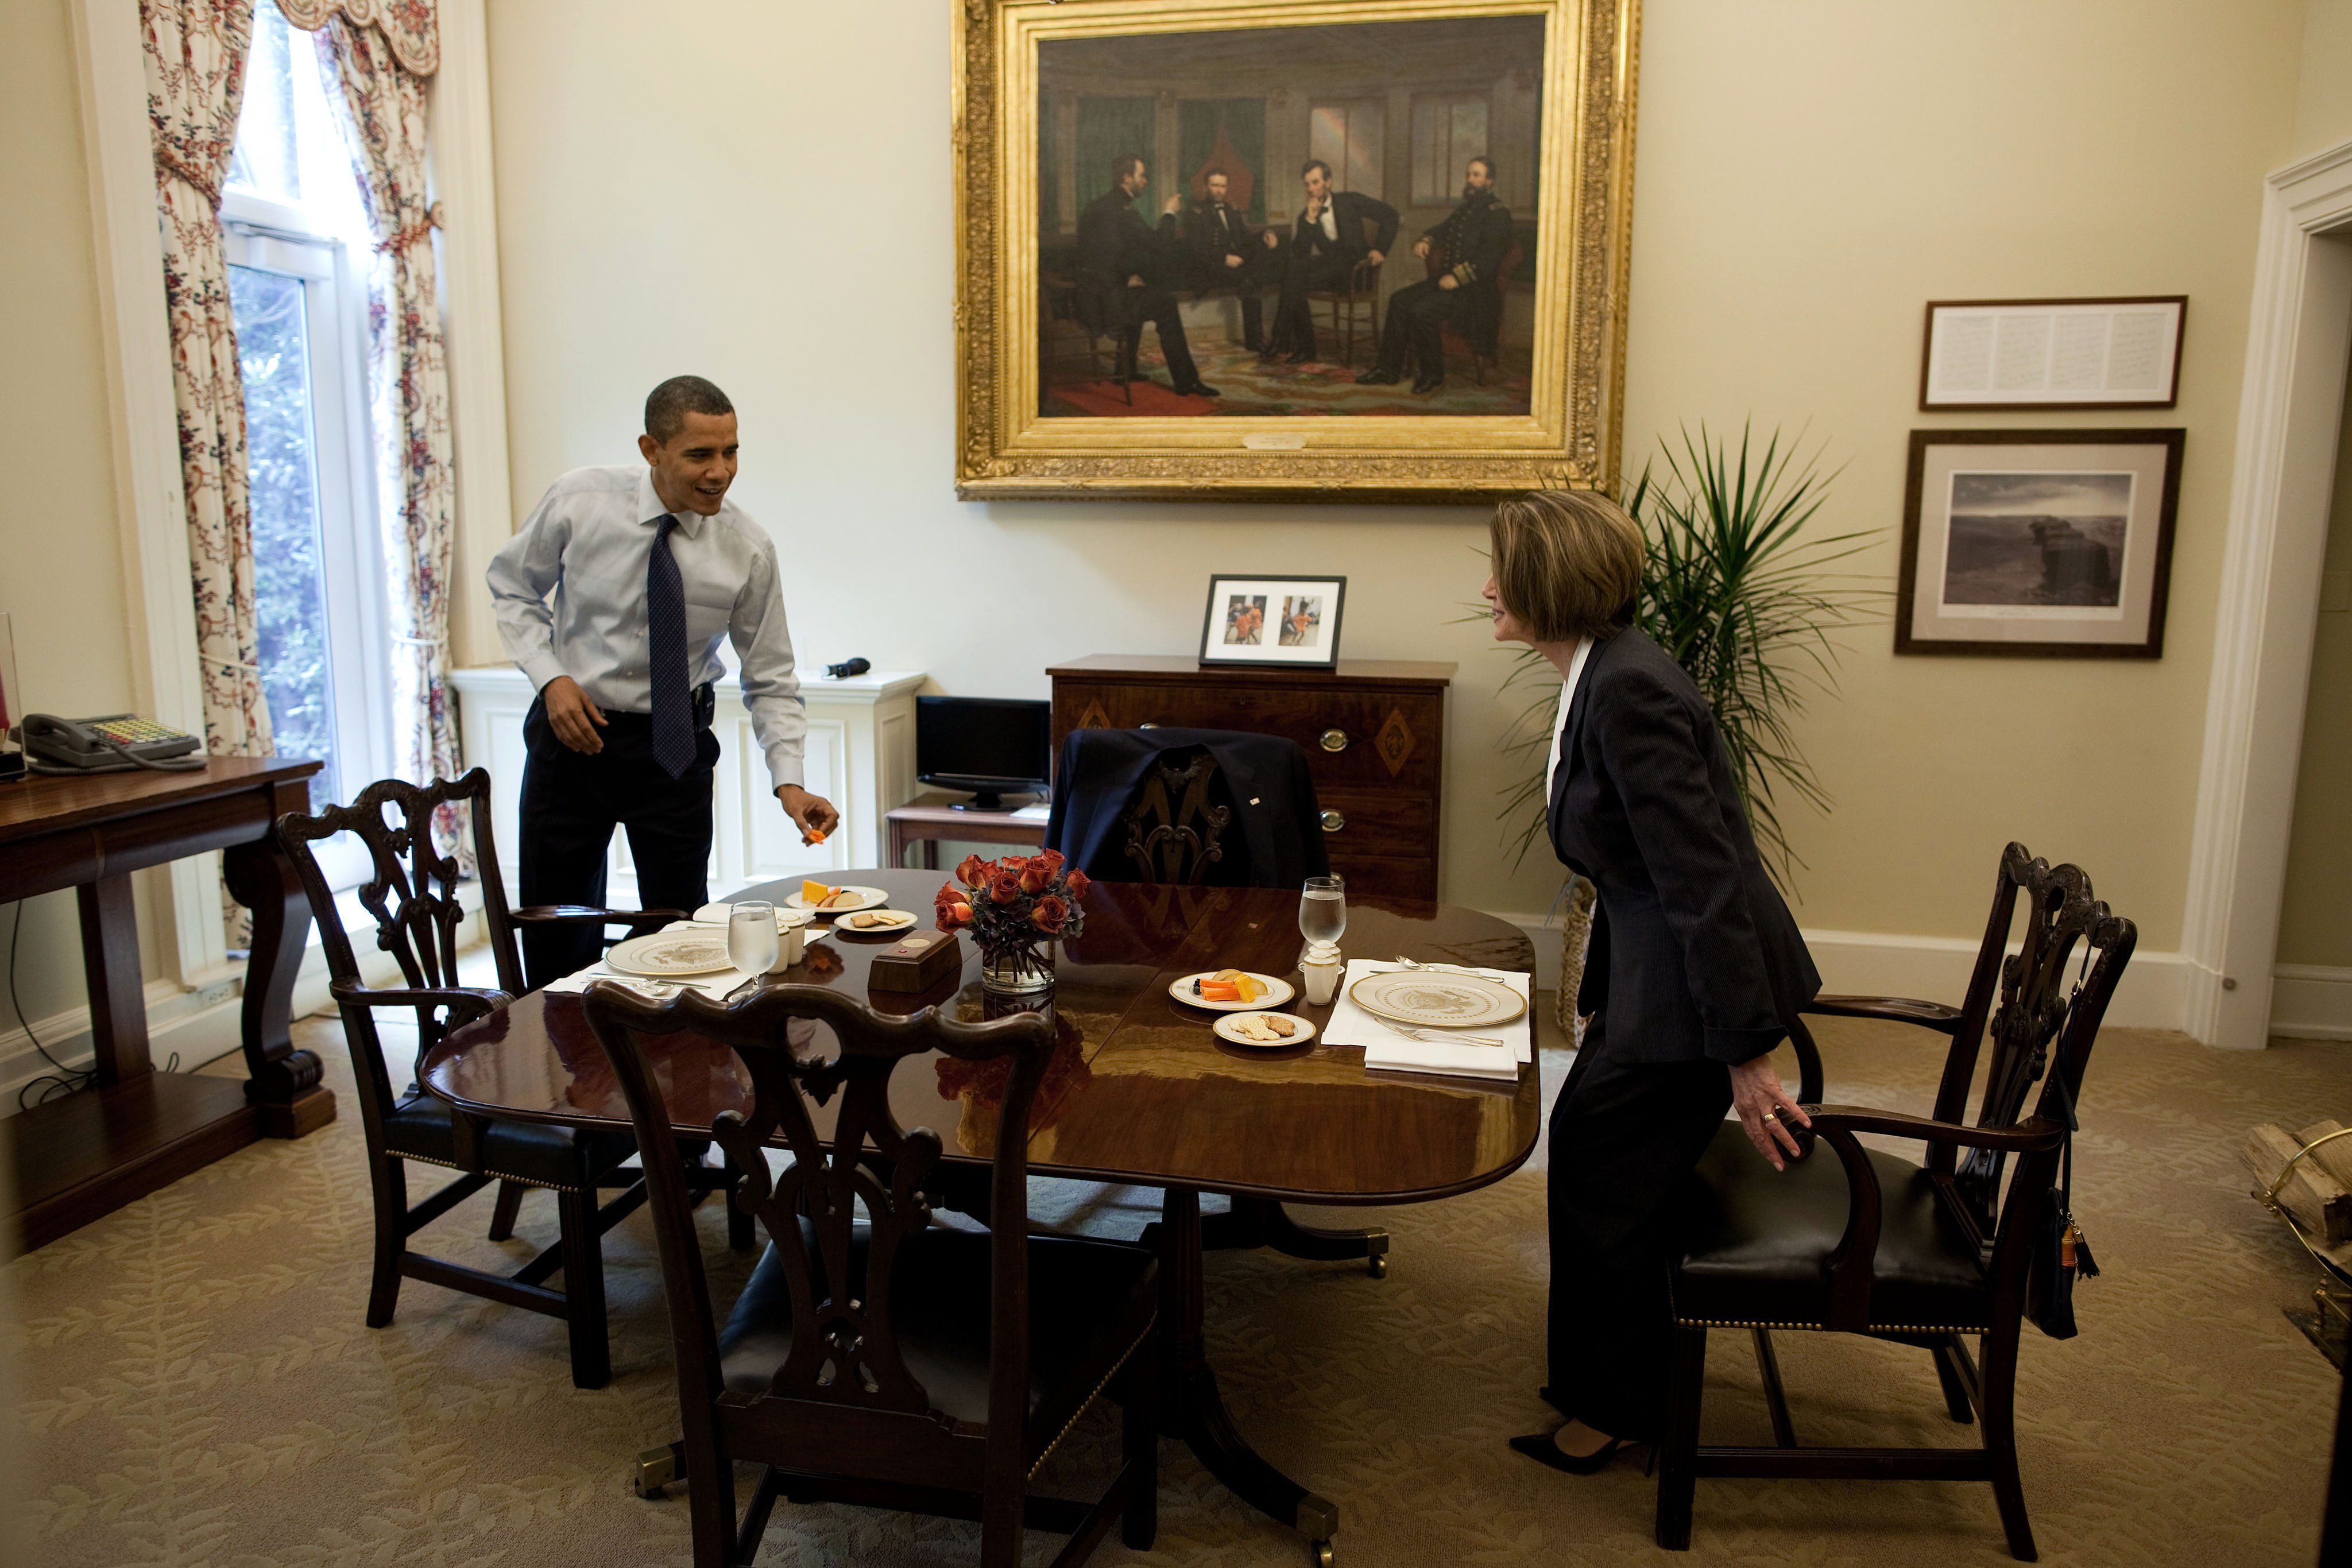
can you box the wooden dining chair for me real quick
[277,768,741,1389]
[581,981,1159,1568]
[1657,843,2136,1560]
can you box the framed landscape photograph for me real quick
[1919,296,2186,410]
[1896,429,2185,659]
[953,0,1641,502]
[1200,575,1347,667]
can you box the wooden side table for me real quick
[2,757,332,1250]
[884,792,1048,869]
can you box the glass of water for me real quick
[1299,875,1347,949]
[728,900,779,979]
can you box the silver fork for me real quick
[1370,1016,1506,1048]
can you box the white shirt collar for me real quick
[1545,637,1593,787]
[636,469,708,539]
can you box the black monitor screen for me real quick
[916,696,1052,804]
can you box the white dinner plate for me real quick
[834,908,918,935]
[1212,1012,1318,1048]
[783,885,888,914]
[607,931,738,978]
[1167,971,1295,1012]
[691,903,813,929]
[1348,969,1526,1029]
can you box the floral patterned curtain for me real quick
[276,0,434,73]
[142,0,274,760]
[301,10,463,854]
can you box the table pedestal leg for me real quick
[76,874,150,1083]
[222,808,334,1139]
[1156,1186,1340,1559]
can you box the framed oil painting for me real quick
[1896,429,2185,659]
[1199,574,1347,667]
[953,0,1641,502]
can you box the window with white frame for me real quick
[1410,94,1490,206]
[1306,100,1385,199]
[223,0,390,826]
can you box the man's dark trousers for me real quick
[518,685,719,989]
[1371,278,1461,381]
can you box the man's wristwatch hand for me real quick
[775,784,841,845]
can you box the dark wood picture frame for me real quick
[1198,575,1347,669]
[1895,428,2184,660]
[1918,295,2187,411]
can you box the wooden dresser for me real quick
[1047,655,1454,901]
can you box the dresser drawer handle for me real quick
[1319,728,1349,752]
[1320,810,1345,833]
[1138,721,1159,729]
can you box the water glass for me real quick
[728,900,780,977]
[1299,875,1347,949]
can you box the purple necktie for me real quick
[647,514,695,779]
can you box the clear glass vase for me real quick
[979,944,1055,996]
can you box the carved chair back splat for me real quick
[1121,749,1231,886]
[581,982,1158,1568]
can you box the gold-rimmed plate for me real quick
[1347,970,1526,1029]
[834,909,918,935]
[607,931,737,978]
[1169,971,1295,1012]
[1212,1012,1317,1048]
[784,885,888,914]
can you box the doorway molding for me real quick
[2183,138,2352,1048]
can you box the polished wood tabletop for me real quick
[422,868,1541,1204]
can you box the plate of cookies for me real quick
[1212,1012,1317,1049]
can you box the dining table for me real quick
[421,866,1542,1565]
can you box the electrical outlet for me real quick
[193,979,238,1011]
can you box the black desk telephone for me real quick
[16,714,206,775]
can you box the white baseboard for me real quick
[2272,965,2352,1040]
[1492,913,2192,1035]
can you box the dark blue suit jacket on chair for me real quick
[1043,727,1329,888]
[1549,628,1820,1066]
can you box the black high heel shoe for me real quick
[1507,1429,1657,1477]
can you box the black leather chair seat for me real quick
[382,1091,638,1193]
[1674,1121,1992,1330]
[718,1222,1158,1457]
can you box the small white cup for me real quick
[1301,950,1342,1006]
[772,909,812,971]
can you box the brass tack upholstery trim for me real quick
[1027,1316,1152,1482]
[1676,1317,1992,1335]
[389,1148,584,1194]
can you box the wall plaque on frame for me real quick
[952,0,1641,503]
[1896,428,2184,659]
[1919,296,2185,411]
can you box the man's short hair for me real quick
[1300,158,1333,181]
[1488,489,1644,642]
[644,375,734,444]
[1467,154,1495,178]
[1205,170,1228,185]
[1111,153,1144,183]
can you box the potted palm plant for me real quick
[1490,423,1876,1033]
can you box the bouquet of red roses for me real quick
[934,850,1092,967]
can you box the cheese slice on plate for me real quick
[801,879,835,904]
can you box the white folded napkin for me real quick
[1324,958,1531,1082]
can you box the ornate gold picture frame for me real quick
[953,0,1640,503]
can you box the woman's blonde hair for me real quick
[1488,489,1645,642]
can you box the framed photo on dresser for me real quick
[1896,429,2185,659]
[952,0,1642,503]
[1200,575,1346,668]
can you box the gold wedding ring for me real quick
[1761,1109,1778,1122]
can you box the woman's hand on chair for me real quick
[1728,1052,1809,1171]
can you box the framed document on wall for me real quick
[1919,296,2185,410]
[1896,429,2185,659]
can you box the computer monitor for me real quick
[915,695,1053,810]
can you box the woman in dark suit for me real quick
[1481,489,1821,1473]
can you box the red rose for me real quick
[956,853,991,889]
[1030,893,1070,934]
[935,900,973,932]
[1018,857,1051,894]
[1037,847,1065,872]
[990,869,1022,904]
[1064,868,1090,900]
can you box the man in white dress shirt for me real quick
[488,375,838,985]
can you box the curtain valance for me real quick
[278,0,436,76]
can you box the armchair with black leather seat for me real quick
[1657,842,2136,1560]
[277,768,744,1389]
[582,981,1158,1568]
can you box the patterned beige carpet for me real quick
[6,1009,2345,1567]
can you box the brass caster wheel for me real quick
[1367,1253,1388,1279]
[1310,1539,1335,1567]
[633,1442,682,1500]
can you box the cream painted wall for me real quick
[0,0,168,1028]
[485,0,2314,952]
[2277,352,2352,968]
[2295,0,2352,160]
